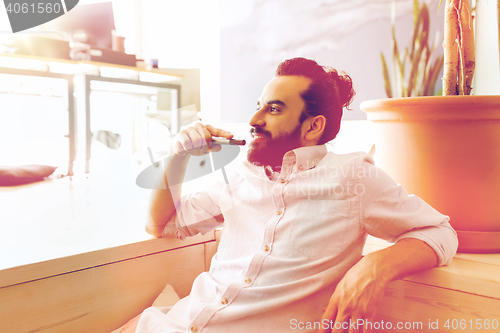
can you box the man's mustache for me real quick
[250,127,271,138]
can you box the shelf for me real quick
[0,53,183,82]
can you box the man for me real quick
[140,57,458,333]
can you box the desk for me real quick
[0,175,153,271]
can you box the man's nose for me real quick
[249,108,265,128]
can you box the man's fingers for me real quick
[175,132,194,154]
[205,124,234,139]
[332,311,351,333]
[345,312,373,333]
[174,124,207,155]
[318,302,338,333]
[355,310,377,333]
[173,123,233,156]
[347,313,363,333]
[324,307,377,333]
[209,144,222,153]
[192,123,211,149]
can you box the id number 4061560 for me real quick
[444,319,498,330]
[6,2,63,14]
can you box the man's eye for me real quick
[270,106,280,112]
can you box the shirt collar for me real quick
[244,145,328,180]
[284,144,328,173]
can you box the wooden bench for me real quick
[366,237,500,332]
[1,232,499,333]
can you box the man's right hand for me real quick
[146,123,233,238]
[173,123,234,156]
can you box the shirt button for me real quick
[221,298,228,305]
[263,245,270,252]
[190,325,198,332]
[298,165,304,170]
[280,179,286,183]
[276,211,282,215]
[245,277,252,283]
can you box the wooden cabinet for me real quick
[0,233,216,333]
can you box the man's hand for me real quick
[173,123,233,156]
[318,238,438,333]
[319,256,387,333]
[169,122,234,185]
[147,123,235,238]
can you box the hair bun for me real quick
[327,70,355,109]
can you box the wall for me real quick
[133,0,221,122]
[116,0,447,123]
[159,67,201,112]
[474,0,500,94]
[220,0,444,122]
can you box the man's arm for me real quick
[146,123,233,238]
[146,154,189,238]
[319,238,438,333]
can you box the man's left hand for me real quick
[318,238,439,333]
[318,256,386,333]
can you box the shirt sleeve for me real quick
[162,179,224,240]
[358,154,458,266]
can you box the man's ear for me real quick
[303,115,326,143]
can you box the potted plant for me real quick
[360,0,500,253]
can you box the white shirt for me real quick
[136,145,458,333]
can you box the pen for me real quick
[211,138,246,146]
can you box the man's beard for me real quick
[247,124,303,170]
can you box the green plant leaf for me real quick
[408,3,430,96]
[380,0,442,98]
[392,35,404,97]
[414,0,420,25]
[381,53,393,98]
[410,3,429,61]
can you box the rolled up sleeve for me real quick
[358,154,458,266]
[162,189,224,240]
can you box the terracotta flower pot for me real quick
[361,95,500,253]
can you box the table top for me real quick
[0,175,153,271]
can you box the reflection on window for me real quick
[0,73,69,174]
[76,80,178,176]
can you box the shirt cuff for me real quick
[395,219,458,266]
[161,213,190,240]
